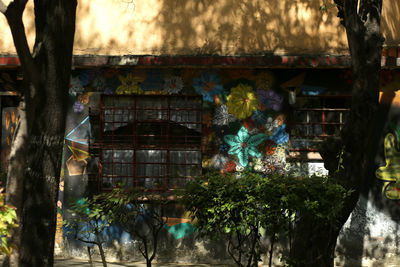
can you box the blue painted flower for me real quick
[219,143,229,153]
[270,124,289,144]
[193,72,224,102]
[252,110,268,125]
[224,126,268,167]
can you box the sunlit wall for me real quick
[3,0,396,56]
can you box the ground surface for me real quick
[0,256,232,267]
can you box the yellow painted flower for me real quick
[226,84,258,119]
[116,73,144,95]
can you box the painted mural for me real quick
[0,107,18,173]
[3,68,400,262]
[376,79,400,201]
[60,67,355,246]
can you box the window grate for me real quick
[89,95,202,191]
[288,95,351,158]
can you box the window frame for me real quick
[89,94,203,192]
[288,94,351,161]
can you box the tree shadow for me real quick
[152,0,348,55]
[336,89,400,267]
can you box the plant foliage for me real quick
[64,196,111,267]
[0,188,18,256]
[182,171,351,267]
[102,187,169,267]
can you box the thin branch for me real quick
[228,237,243,267]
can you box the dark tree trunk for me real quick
[290,1,384,266]
[2,0,77,266]
[95,232,107,267]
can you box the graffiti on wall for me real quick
[1,107,18,172]
[375,71,400,200]
[376,127,400,200]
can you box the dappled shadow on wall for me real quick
[336,87,400,267]
[73,0,347,55]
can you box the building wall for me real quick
[58,66,347,264]
[2,66,400,264]
[2,0,399,56]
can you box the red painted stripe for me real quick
[0,57,20,65]
[0,54,370,68]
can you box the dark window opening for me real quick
[288,94,351,160]
[89,95,202,191]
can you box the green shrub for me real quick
[182,171,350,267]
[0,188,18,256]
[64,196,111,267]
[102,187,169,267]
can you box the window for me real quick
[90,95,202,191]
[288,94,351,160]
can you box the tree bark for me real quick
[290,1,384,266]
[1,0,77,266]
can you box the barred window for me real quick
[288,95,351,160]
[90,95,202,191]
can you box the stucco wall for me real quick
[0,0,363,56]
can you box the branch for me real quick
[344,0,358,17]
[227,236,243,267]
[343,0,363,39]
[0,0,12,13]
[3,0,41,91]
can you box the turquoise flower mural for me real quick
[224,126,268,167]
[193,72,224,102]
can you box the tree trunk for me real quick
[95,232,107,267]
[290,1,384,266]
[3,97,28,267]
[1,1,77,266]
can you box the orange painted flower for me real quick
[78,93,90,104]
[224,161,237,173]
[265,140,277,156]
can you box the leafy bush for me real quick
[102,187,169,267]
[182,171,350,267]
[0,188,18,256]
[64,197,111,267]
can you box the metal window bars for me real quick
[89,94,202,191]
[288,94,351,160]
